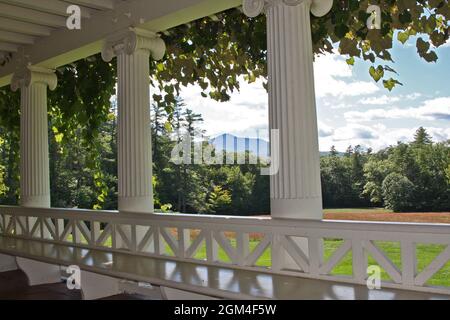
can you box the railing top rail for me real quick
[1,205,449,235]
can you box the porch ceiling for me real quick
[0,0,241,88]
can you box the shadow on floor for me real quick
[0,270,149,300]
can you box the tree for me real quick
[382,173,415,212]
[223,165,255,215]
[206,186,232,214]
[0,128,19,205]
[330,145,338,157]
[413,127,432,146]
[362,158,393,205]
[320,144,374,208]
[183,109,204,139]
[49,116,117,210]
[0,136,8,197]
[151,102,168,161]
[362,129,450,212]
[350,145,366,201]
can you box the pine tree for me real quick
[330,145,338,157]
[413,127,432,146]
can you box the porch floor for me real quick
[0,270,149,300]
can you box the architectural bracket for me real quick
[11,65,57,92]
[80,271,122,300]
[16,257,61,286]
[102,28,166,62]
[243,0,333,18]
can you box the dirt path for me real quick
[324,212,450,224]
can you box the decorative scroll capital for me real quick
[11,66,57,92]
[242,0,267,17]
[243,0,333,18]
[101,28,166,62]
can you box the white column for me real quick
[243,0,333,220]
[11,68,60,284]
[102,28,166,213]
[11,66,57,208]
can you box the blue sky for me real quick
[175,36,450,152]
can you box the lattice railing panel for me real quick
[0,207,449,295]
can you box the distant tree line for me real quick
[321,127,450,212]
[0,100,448,214]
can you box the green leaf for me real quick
[369,66,384,82]
[164,121,173,133]
[417,37,430,55]
[55,133,64,143]
[156,63,165,72]
[397,31,409,44]
[383,78,403,91]
[416,38,438,62]
[335,24,349,38]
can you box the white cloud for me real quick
[406,93,423,100]
[314,53,379,98]
[332,124,379,141]
[179,79,269,139]
[318,121,334,137]
[319,123,381,151]
[345,97,450,122]
[358,93,422,106]
[428,127,450,141]
[359,95,401,105]
[319,124,450,152]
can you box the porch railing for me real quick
[0,206,449,296]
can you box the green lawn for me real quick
[163,238,450,287]
[322,240,450,287]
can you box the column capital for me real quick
[243,0,333,18]
[11,66,57,92]
[101,27,166,62]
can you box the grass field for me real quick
[179,238,450,287]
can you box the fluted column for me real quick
[243,0,332,220]
[102,28,166,213]
[11,66,57,208]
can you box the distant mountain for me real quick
[210,134,269,158]
[210,134,342,158]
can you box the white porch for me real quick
[0,0,449,300]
